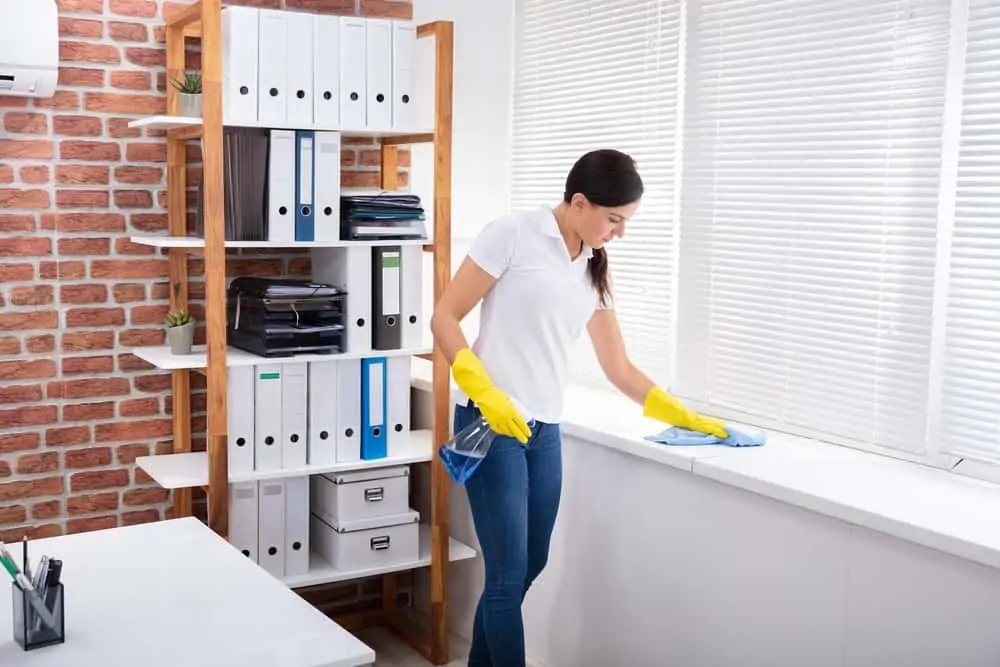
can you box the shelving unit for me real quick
[137,2,462,664]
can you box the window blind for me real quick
[675,0,951,452]
[510,0,681,388]
[939,0,1000,464]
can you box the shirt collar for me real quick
[540,207,594,261]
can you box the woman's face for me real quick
[571,195,639,249]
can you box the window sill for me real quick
[410,360,1000,571]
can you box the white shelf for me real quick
[128,235,430,250]
[134,344,432,371]
[136,429,436,489]
[127,115,435,138]
[281,524,477,589]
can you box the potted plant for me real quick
[171,71,202,117]
[164,309,195,355]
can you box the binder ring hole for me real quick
[323,91,332,100]
[265,436,274,446]
[409,315,417,324]
[373,427,382,437]
[268,547,277,556]
[241,549,250,557]
[345,428,354,437]
[290,434,299,443]
[394,424,403,432]
[296,90,306,99]
[236,437,246,447]
[279,206,288,216]
[301,205,311,216]
[386,316,396,326]
[356,318,365,327]
[292,541,302,551]
[269,88,279,97]
[376,93,385,103]
[350,92,359,101]
[320,430,329,439]
[240,86,249,95]
[402,94,410,103]
[324,206,333,216]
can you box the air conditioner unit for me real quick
[0,0,58,98]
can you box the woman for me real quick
[430,149,726,666]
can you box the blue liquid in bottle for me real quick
[439,415,536,484]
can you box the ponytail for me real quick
[588,247,611,307]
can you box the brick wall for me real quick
[0,0,412,613]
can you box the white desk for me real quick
[0,517,375,667]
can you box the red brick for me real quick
[0,405,57,429]
[34,91,81,111]
[67,515,118,534]
[0,505,27,526]
[0,360,56,381]
[60,284,109,305]
[4,113,48,134]
[288,0,354,11]
[58,238,111,256]
[114,189,153,208]
[16,452,60,475]
[0,433,39,454]
[0,264,33,281]
[119,329,165,347]
[25,335,55,354]
[0,214,36,233]
[113,284,146,303]
[109,21,148,42]
[123,487,169,506]
[31,501,61,520]
[71,469,129,492]
[0,97,28,108]
[60,140,121,161]
[51,212,125,232]
[117,444,151,466]
[130,304,170,326]
[62,331,115,352]
[0,189,50,210]
[130,213,168,232]
[95,418,172,443]
[65,446,113,469]
[39,260,87,280]
[115,238,156,255]
[134,374,171,393]
[0,524,61,542]
[85,91,164,115]
[0,311,58,331]
[63,401,115,421]
[67,492,118,515]
[61,355,114,375]
[122,509,161,526]
[119,398,159,418]
[118,353,154,372]
[0,385,43,404]
[59,66,105,87]
[124,47,166,68]
[60,41,121,65]
[125,141,166,162]
[65,308,126,328]
[56,165,110,185]
[20,166,51,185]
[0,236,50,257]
[45,425,91,447]
[91,259,169,279]
[57,0,104,12]
[0,139,53,159]
[59,17,103,38]
[342,171,381,189]
[49,377,129,400]
[0,338,20,355]
[9,285,54,306]
[56,189,110,208]
[107,117,142,139]
[362,0,413,17]
[0,476,62,501]
[0,164,11,183]
[53,114,103,137]
[110,0,158,17]
[110,71,152,91]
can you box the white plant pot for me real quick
[167,322,194,355]
[177,92,202,118]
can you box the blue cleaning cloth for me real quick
[645,426,766,448]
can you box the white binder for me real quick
[227,365,255,475]
[336,358,362,463]
[311,246,372,353]
[284,476,310,577]
[267,129,296,242]
[285,10,314,128]
[307,360,338,466]
[313,14,340,129]
[400,244,423,349]
[339,16,366,130]
[257,480,286,578]
[365,18,393,131]
[313,131,341,243]
[221,6,259,124]
[280,363,308,469]
[391,20,416,131]
[229,482,259,562]
[254,364,283,472]
[386,356,411,458]
[257,9,288,125]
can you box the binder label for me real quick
[259,371,281,380]
[381,251,401,314]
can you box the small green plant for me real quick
[171,71,202,95]
[164,310,194,328]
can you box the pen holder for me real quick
[12,581,65,651]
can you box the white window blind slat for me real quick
[511,0,681,388]
[939,0,1000,463]
[676,0,951,453]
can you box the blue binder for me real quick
[360,357,387,459]
[294,130,315,242]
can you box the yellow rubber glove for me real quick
[452,348,531,444]
[643,386,728,439]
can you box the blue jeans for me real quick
[454,401,563,667]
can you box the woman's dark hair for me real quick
[563,149,643,307]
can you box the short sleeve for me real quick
[467,213,520,279]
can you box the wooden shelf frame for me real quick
[160,2,456,663]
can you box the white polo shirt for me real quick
[460,206,612,423]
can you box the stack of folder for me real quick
[195,127,270,241]
[341,193,428,241]
[227,277,346,357]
